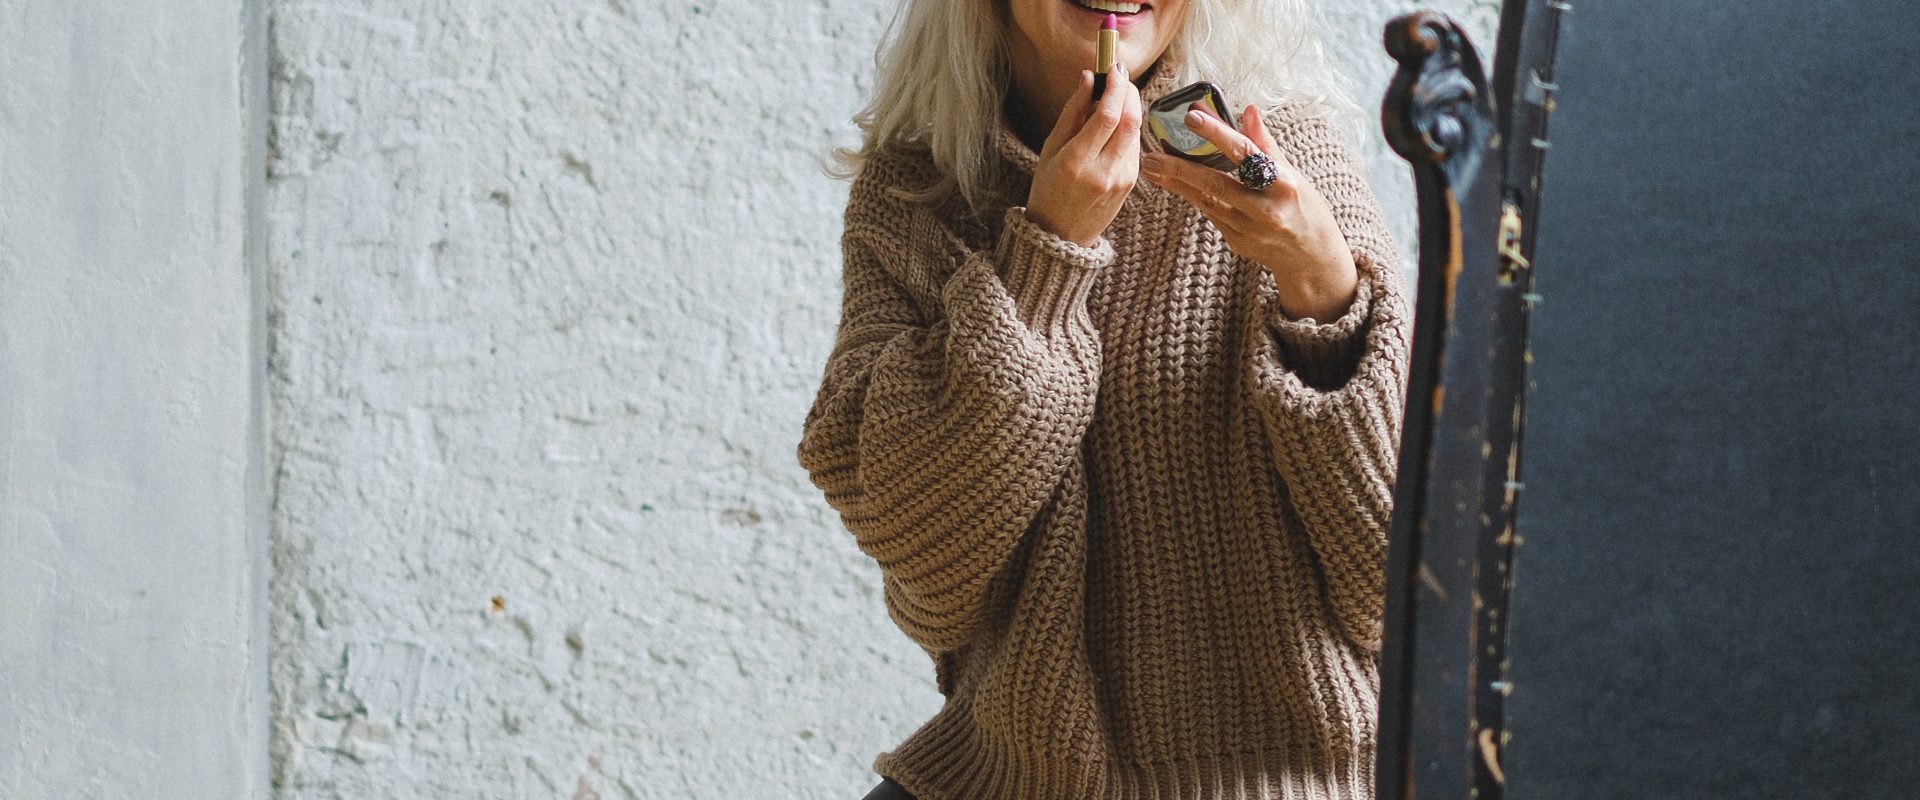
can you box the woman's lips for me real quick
[1066,0,1151,28]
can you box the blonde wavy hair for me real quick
[828,0,1365,214]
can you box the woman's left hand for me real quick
[1140,104,1359,324]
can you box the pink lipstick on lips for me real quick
[1092,13,1117,101]
[1072,1,1150,29]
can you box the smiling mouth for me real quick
[1074,0,1149,15]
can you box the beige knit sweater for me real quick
[797,57,1410,800]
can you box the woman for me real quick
[796,0,1410,797]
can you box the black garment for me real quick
[859,777,917,800]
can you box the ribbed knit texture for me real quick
[797,54,1411,800]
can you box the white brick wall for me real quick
[264,2,1498,798]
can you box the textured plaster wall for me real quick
[265,2,1496,799]
[0,1,270,798]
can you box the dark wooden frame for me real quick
[1374,5,1568,799]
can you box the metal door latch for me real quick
[1498,201,1530,283]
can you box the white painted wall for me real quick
[0,2,270,799]
[264,2,1497,799]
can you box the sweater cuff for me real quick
[995,206,1114,338]
[1264,249,1383,389]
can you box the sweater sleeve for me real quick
[797,185,1109,654]
[1244,107,1414,654]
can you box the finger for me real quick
[1065,60,1130,159]
[1145,151,1256,211]
[1099,70,1144,164]
[1238,104,1286,164]
[1183,103,1261,163]
[1143,153,1255,227]
[1040,70,1098,158]
[1148,171,1249,241]
[1238,104,1306,191]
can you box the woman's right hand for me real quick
[1024,62,1143,248]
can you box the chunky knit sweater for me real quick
[797,56,1410,800]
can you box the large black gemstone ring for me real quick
[1235,151,1280,191]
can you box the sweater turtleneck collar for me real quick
[991,48,1189,174]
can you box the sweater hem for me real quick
[874,701,1374,800]
[992,206,1112,342]
[1262,247,1382,391]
